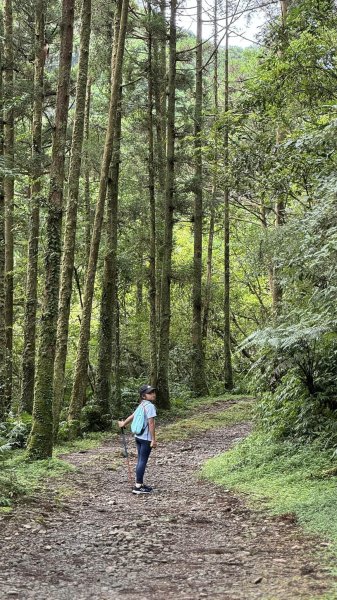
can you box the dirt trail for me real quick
[0,420,335,599]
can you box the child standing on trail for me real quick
[118,384,157,495]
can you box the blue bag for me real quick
[131,401,148,436]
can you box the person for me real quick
[118,384,157,494]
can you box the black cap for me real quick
[139,384,156,396]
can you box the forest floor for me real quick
[1,400,336,600]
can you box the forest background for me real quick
[0,0,337,477]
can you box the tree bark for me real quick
[223,0,233,390]
[191,0,208,396]
[27,0,75,460]
[147,1,158,388]
[156,0,176,409]
[67,0,129,438]
[95,99,122,421]
[271,0,289,314]
[3,0,14,410]
[153,1,166,322]
[202,0,218,341]
[52,0,92,442]
[20,0,46,415]
[0,34,6,420]
[84,77,92,268]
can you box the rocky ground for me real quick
[0,417,336,599]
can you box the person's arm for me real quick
[148,417,157,448]
[118,413,134,429]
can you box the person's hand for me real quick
[150,440,157,448]
[118,420,125,429]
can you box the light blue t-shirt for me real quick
[135,400,157,441]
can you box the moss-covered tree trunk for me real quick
[223,0,233,390]
[53,0,92,442]
[95,100,122,421]
[27,0,75,460]
[156,0,176,410]
[191,0,208,397]
[84,78,92,268]
[153,2,166,323]
[67,0,129,438]
[147,1,157,387]
[202,0,218,342]
[20,0,46,415]
[3,0,14,410]
[0,35,6,420]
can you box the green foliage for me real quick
[0,452,74,507]
[244,187,337,445]
[0,413,32,450]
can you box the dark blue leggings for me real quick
[135,438,152,484]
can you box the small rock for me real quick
[254,577,263,584]
[106,566,114,574]
[300,565,315,575]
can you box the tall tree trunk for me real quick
[153,1,166,322]
[20,0,46,415]
[203,209,214,340]
[271,0,289,314]
[223,0,233,390]
[67,0,129,438]
[202,0,218,341]
[52,0,92,442]
[3,0,14,410]
[147,1,157,387]
[191,0,208,396]
[95,99,122,420]
[0,34,6,420]
[156,0,176,409]
[27,0,75,460]
[84,77,91,268]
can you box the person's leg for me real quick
[135,439,152,484]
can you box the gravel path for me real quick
[0,421,335,599]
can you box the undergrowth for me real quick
[159,395,253,441]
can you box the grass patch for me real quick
[159,395,253,441]
[55,430,114,456]
[201,432,337,556]
[0,453,75,506]
[0,431,114,507]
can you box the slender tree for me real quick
[156,0,177,409]
[203,1,218,340]
[53,0,92,441]
[270,0,289,314]
[67,0,129,438]
[0,33,6,419]
[83,77,92,267]
[191,0,208,396]
[95,100,122,420]
[27,0,75,459]
[223,0,233,389]
[147,1,157,387]
[153,1,166,320]
[20,0,46,415]
[3,0,14,409]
